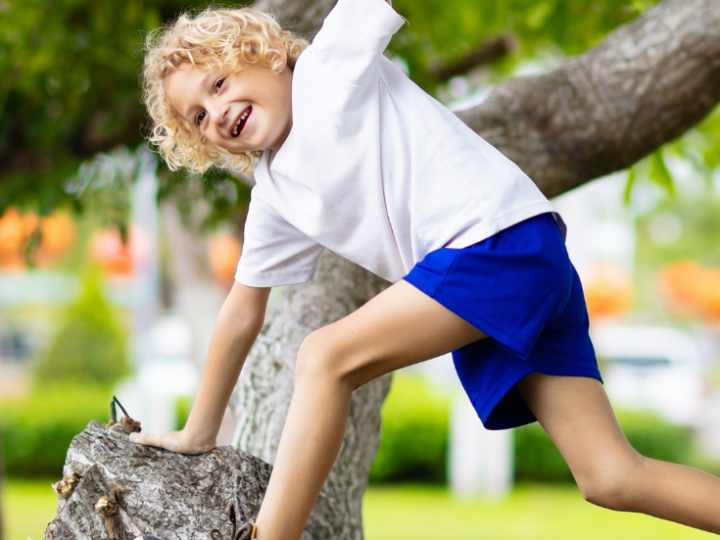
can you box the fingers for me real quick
[129,431,216,455]
[129,432,175,450]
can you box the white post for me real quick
[130,146,160,359]
[449,394,513,498]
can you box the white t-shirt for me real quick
[235,0,560,287]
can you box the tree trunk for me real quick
[229,252,390,540]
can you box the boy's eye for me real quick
[195,111,206,126]
[214,78,225,92]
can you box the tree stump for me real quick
[43,420,274,540]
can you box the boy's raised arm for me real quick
[130,282,271,455]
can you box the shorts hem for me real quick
[475,365,604,431]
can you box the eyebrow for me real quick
[180,70,215,122]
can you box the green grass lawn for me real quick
[364,484,714,540]
[3,479,58,540]
[1,480,714,540]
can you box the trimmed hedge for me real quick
[369,376,450,484]
[371,375,696,485]
[35,274,129,387]
[0,385,112,478]
[0,375,697,484]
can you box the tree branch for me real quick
[457,0,720,197]
[429,36,514,82]
[253,0,338,39]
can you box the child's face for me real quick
[166,57,293,153]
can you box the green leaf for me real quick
[627,0,653,14]
[527,1,555,30]
[648,150,675,195]
[694,108,720,169]
[624,167,636,205]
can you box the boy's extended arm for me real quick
[129,282,271,455]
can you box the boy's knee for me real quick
[296,328,346,382]
[575,453,644,511]
[295,327,368,389]
[578,473,627,510]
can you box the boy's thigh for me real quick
[310,279,486,387]
[517,374,638,479]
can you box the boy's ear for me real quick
[272,37,289,73]
[278,48,289,73]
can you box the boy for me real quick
[134,1,720,539]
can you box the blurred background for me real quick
[1,0,720,538]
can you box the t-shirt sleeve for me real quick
[235,198,325,287]
[310,0,406,86]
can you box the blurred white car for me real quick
[591,325,707,425]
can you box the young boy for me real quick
[133,1,720,539]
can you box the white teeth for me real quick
[232,109,250,136]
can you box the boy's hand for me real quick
[127,284,269,458]
[129,430,216,455]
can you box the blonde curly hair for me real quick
[143,7,307,174]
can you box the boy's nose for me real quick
[209,103,229,127]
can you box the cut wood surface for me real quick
[43,420,273,540]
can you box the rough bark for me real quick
[258,0,720,192]
[229,252,391,540]
[254,0,336,38]
[429,36,514,82]
[45,465,130,540]
[45,420,272,540]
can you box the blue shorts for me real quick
[404,213,602,430]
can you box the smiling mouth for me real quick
[231,106,252,137]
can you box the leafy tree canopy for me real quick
[389,0,658,87]
[1,0,195,211]
[4,0,715,219]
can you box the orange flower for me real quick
[657,261,720,323]
[89,228,133,275]
[0,208,36,270]
[583,262,634,322]
[208,233,242,286]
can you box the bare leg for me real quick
[518,373,720,534]
[254,280,486,540]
